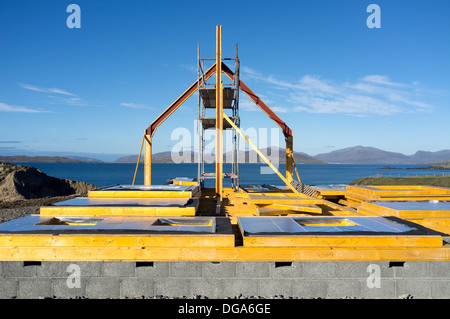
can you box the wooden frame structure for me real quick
[142,25,295,195]
[1,25,450,263]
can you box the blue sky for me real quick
[0,0,449,161]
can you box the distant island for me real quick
[409,161,450,170]
[0,155,100,163]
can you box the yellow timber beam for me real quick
[215,25,223,200]
[0,246,449,262]
[144,134,152,185]
[223,112,299,194]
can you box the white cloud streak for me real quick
[240,66,433,116]
[20,83,76,96]
[0,102,45,113]
[120,102,152,110]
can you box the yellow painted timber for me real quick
[241,235,443,248]
[248,194,322,205]
[406,218,450,234]
[345,185,450,202]
[88,188,198,199]
[258,204,322,214]
[144,134,152,185]
[223,113,299,194]
[356,207,385,217]
[0,234,234,248]
[360,201,450,218]
[0,246,449,262]
[245,192,308,197]
[172,180,198,186]
[376,195,450,201]
[40,205,197,217]
[318,199,361,216]
[215,25,223,200]
[339,199,361,209]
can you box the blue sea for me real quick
[14,162,450,188]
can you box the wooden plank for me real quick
[0,234,234,248]
[248,194,321,205]
[88,190,193,198]
[0,245,448,262]
[242,235,443,248]
[259,204,322,214]
[144,135,152,185]
[40,206,197,217]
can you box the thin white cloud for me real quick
[120,102,152,110]
[48,96,87,107]
[20,83,76,96]
[241,67,433,116]
[0,102,46,113]
[361,75,407,88]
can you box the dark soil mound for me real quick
[0,162,97,203]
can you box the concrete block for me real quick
[327,280,361,299]
[303,262,335,278]
[102,262,135,277]
[37,262,72,277]
[336,262,393,279]
[396,279,430,299]
[1,261,38,277]
[135,262,169,277]
[429,262,450,278]
[86,278,121,299]
[18,279,53,299]
[52,278,86,299]
[121,278,154,298]
[271,262,302,278]
[222,279,258,298]
[37,262,102,278]
[204,262,236,278]
[236,262,270,278]
[189,278,225,299]
[394,262,428,278]
[0,279,18,298]
[431,280,450,298]
[154,278,189,298]
[292,280,327,299]
[170,262,203,278]
[74,262,103,277]
[361,279,396,299]
[257,279,293,298]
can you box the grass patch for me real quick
[351,175,450,188]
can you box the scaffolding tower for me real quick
[142,25,301,199]
[197,43,240,191]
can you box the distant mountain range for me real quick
[2,146,450,165]
[313,146,450,164]
[0,155,101,163]
[114,148,325,164]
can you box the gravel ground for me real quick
[0,195,77,223]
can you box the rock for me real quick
[0,162,97,203]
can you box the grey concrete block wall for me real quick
[1,261,450,299]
